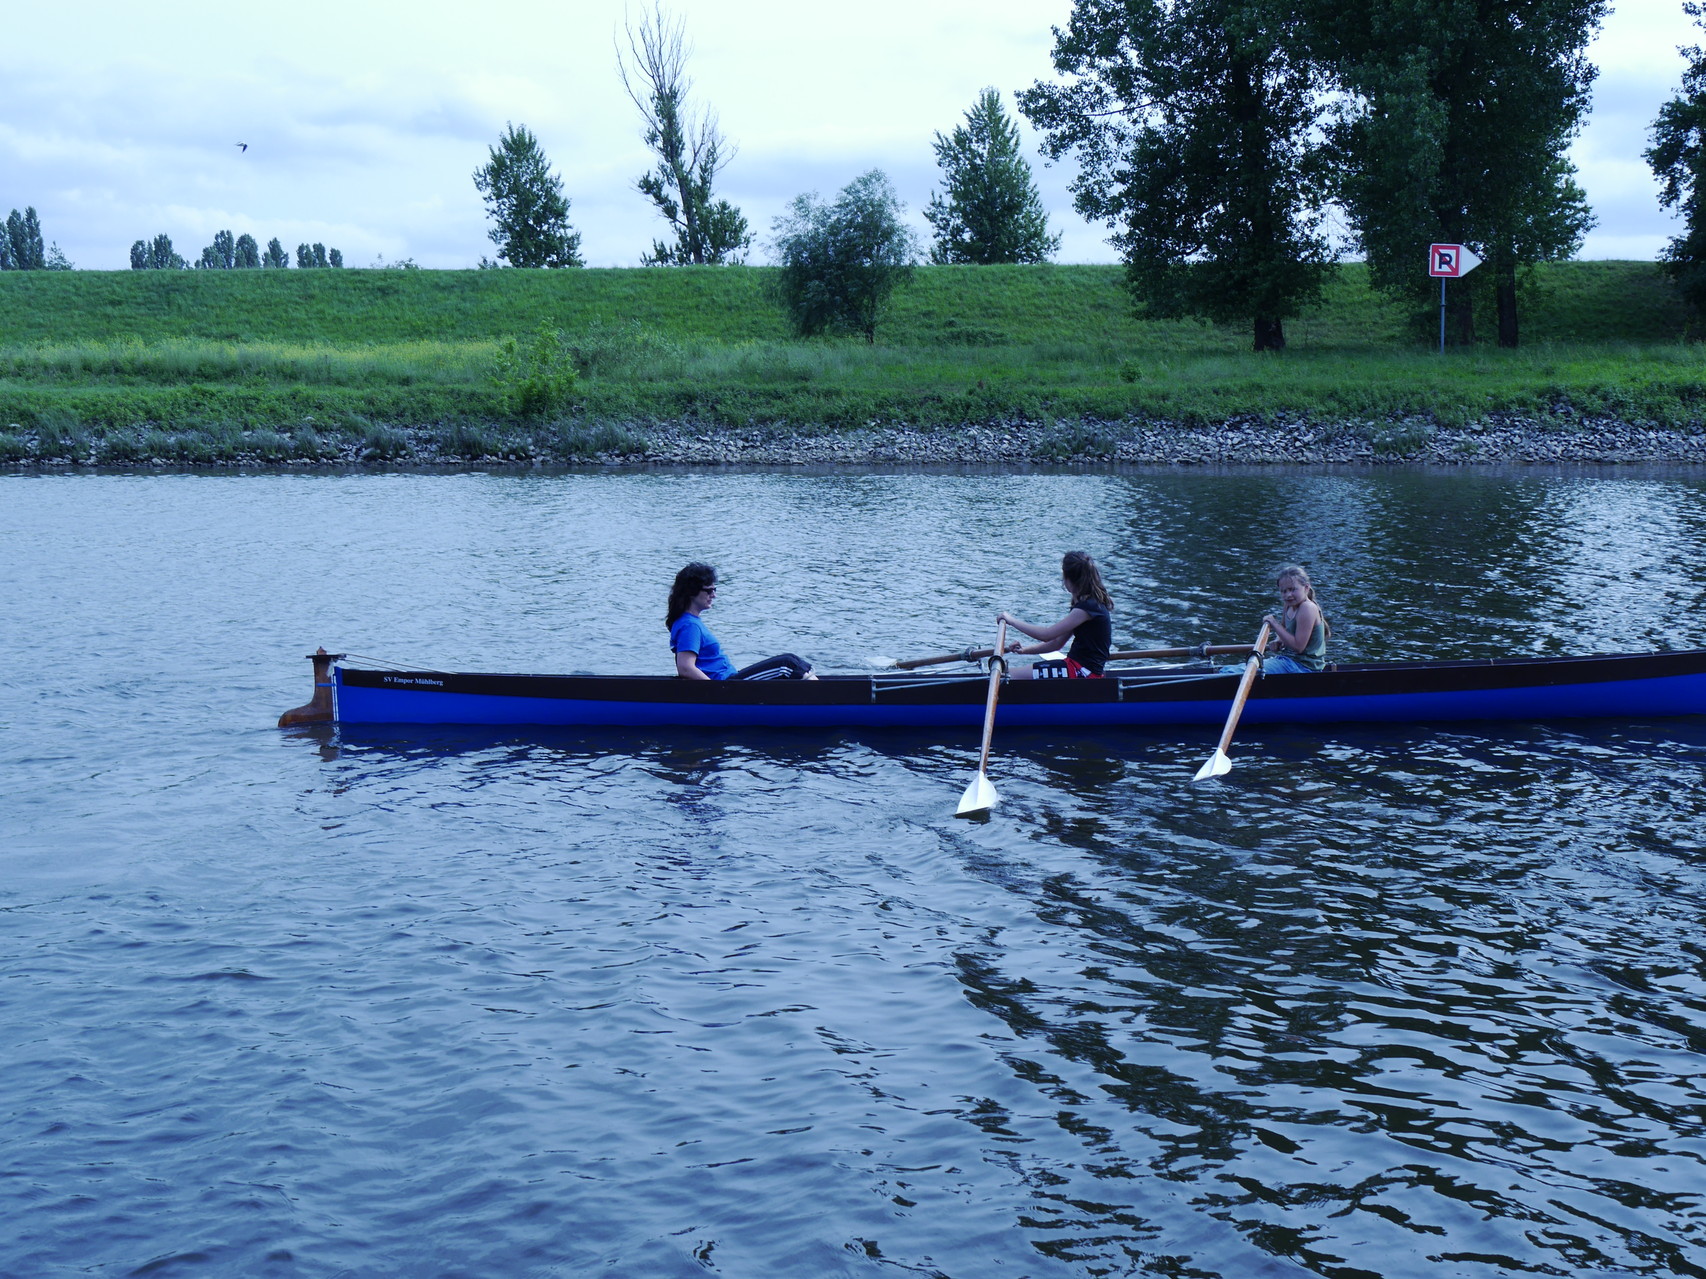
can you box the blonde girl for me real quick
[1262,565,1328,674]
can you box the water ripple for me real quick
[4,470,1706,1276]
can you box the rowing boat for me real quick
[279,649,1706,729]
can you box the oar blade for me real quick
[1193,748,1232,782]
[956,771,998,816]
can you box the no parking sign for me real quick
[1429,243,1483,278]
[1429,243,1483,351]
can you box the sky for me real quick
[1,0,1696,271]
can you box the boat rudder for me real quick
[278,647,344,727]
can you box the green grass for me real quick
[0,261,1699,463]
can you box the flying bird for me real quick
[235,142,248,152]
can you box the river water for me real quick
[3,467,1706,1278]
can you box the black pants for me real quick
[733,653,812,681]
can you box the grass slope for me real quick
[0,261,1699,464]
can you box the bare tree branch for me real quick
[615,2,749,264]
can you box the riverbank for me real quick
[7,411,1706,468]
[3,261,1701,466]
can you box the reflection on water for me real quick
[3,467,1706,1277]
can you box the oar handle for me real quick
[895,646,999,670]
[899,641,1250,670]
[1108,644,1253,663]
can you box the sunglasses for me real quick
[701,585,718,595]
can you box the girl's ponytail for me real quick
[1063,551,1113,609]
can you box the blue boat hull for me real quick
[328,652,1706,729]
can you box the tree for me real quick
[294,242,340,268]
[1020,0,1335,351]
[130,234,187,270]
[235,234,261,268]
[925,88,1060,265]
[472,123,584,268]
[197,230,237,269]
[617,3,752,265]
[770,170,919,342]
[2,207,47,270]
[1648,2,1706,328]
[1320,0,1604,346]
[262,237,290,268]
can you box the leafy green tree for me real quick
[2,207,47,270]
[1649,2,1706,328]
[130,233,187,270]
[472,123,584,268]
[618,3,752,265]
[925,88,1059,265]
[328,248,343,268]
[1020,0,1334,351]
[770,170,919,342]
[262,237,290,268]
[197,229,237,269]
[234,234,261,268]
[1319,0,1604,346]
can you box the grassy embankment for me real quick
[0,261,1698,462]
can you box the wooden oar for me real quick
[956,621,1008,816]
[1193,622,1272,782]
[896,642,1253,671]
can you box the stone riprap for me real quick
[8,414,1706,468]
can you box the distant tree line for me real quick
[468,5,1053,341]
[24,0,1706,349]
[476,7,1052,277]
[129,231,342,269]
[0,206,73,270]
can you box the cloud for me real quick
[0,0,1691,271]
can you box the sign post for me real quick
[1428,243,1483,354]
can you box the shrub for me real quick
[437,421,501,458]
[491,321,578,417]
[770,170,920,342]
[359,422,411,460]
[546,420,646,459]
[94,429,148,463]
[248,428,294,460]
[35,410,89,459]
[1035,418,1121,460]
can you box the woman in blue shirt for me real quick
[666,562,815,681]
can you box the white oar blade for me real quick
[956,771,998,816]
[1193,749,1232,781]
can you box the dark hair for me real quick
[666,562,717,628]
[1062,550,1112,610]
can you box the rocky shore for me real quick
[8,412,1706,468]
[637,414,1706,466]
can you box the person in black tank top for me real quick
[997,551,1115,679]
